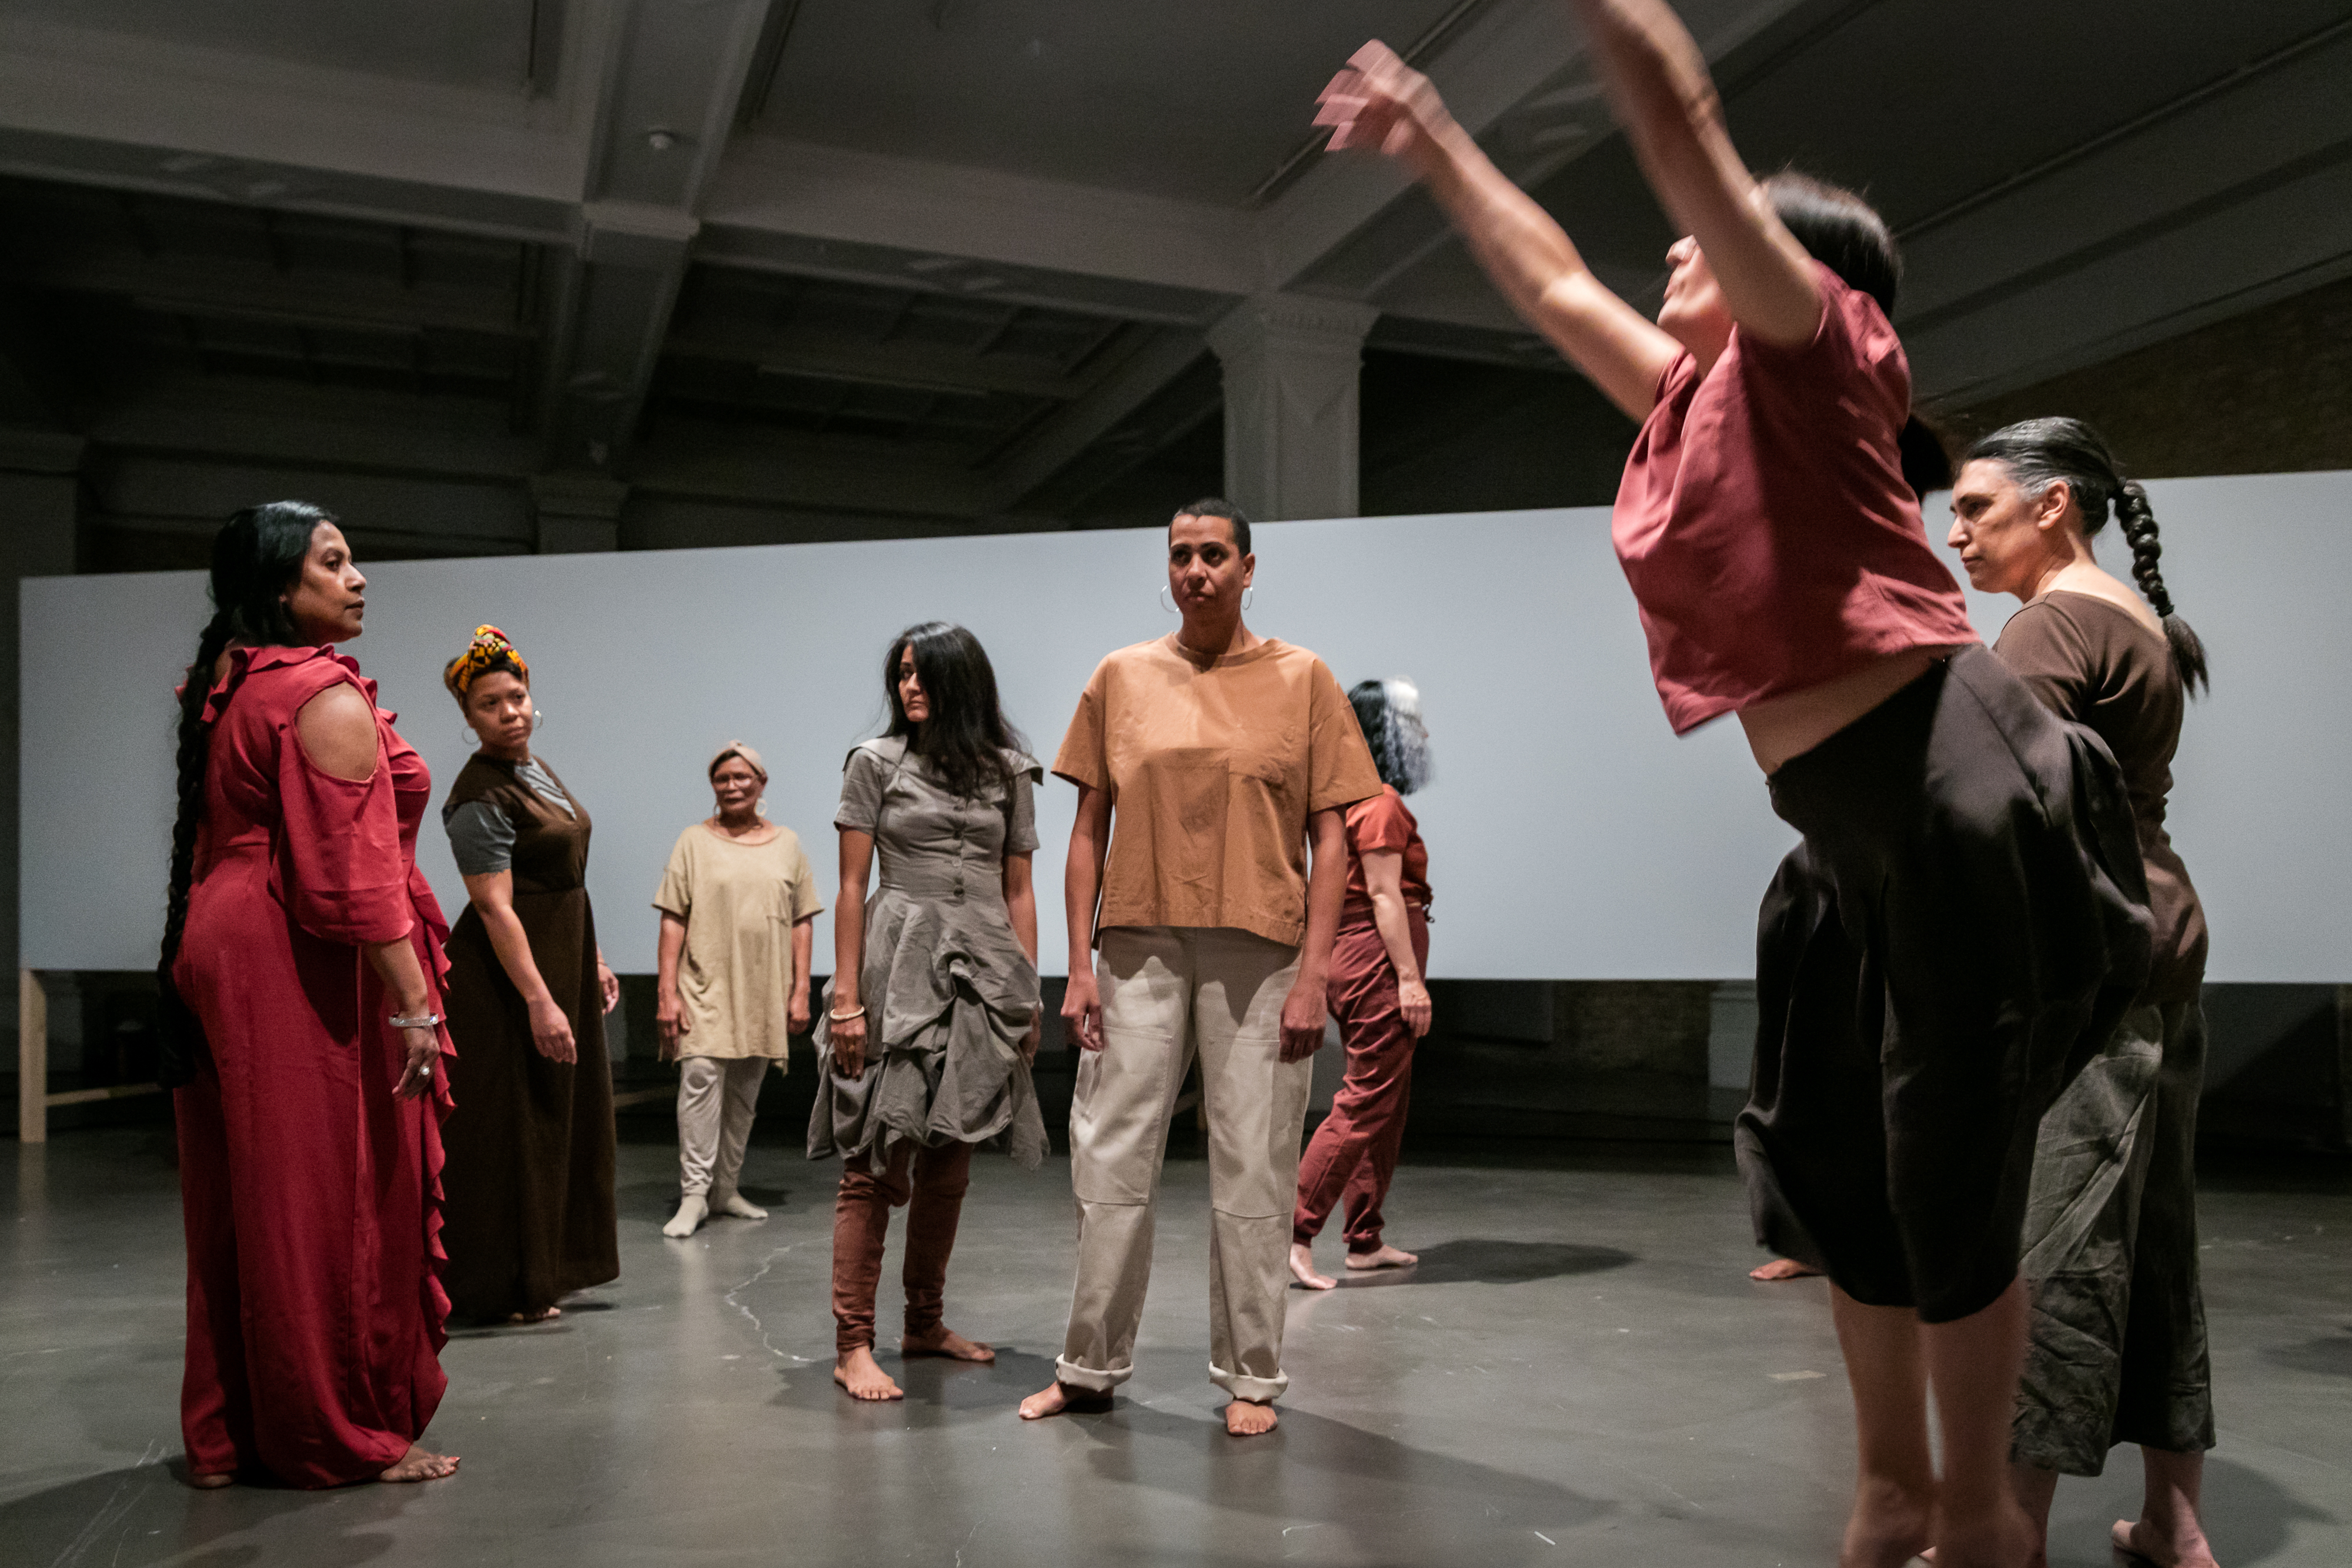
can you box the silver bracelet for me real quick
[389,1011,443,1030]
[827,1004,867,1022]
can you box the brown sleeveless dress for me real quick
[437,754,619,1319]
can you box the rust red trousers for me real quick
[830,1139,974,1355]
[1293,905,1428,1255]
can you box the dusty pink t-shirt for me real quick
[1612,264,1978,734]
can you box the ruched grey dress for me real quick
[809,738,1048,1169]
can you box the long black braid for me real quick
[156,503,335,1086]
[1959,417,2209,696]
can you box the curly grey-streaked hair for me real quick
[1348,677,1432,795]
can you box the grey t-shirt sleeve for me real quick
[1004,761,1041,857]
[835,746,887,835]
[446,800,516,876]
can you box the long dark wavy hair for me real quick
[1960,417,2209,695]
[155,502,335,1085]
[881,621,1027,800]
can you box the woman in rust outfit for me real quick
[159,502,459,1488]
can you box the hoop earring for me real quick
[460,729,477,749]
[531,710,545,730]
[755,799,769,818]
[1158,585,1178,615]
[1242,586,1255,610]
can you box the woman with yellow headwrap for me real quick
[436,625,620,1322]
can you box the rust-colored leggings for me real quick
[830,1139,974,1356]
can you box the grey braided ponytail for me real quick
[1959,418,2209,696]
[155,503,335,1086]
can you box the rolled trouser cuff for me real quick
[1208,1362,1288,1404]
[1054,1356,1132,1393]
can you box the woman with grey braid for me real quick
[1947,417,2217,1568]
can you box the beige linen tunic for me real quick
[652,824,823,1063]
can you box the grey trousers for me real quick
[677,1055,769,1198]
[2013,1001,2216,1475]
[1055,927,1311,1404]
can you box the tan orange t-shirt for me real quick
[1054,634,1382,949]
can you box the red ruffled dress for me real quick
[171,645,456,1487]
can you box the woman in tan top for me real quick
[652,743,823,1238]
[1948,417,2217,1568]
[1019,499,1382,1438]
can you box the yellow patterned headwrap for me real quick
[443,624,529,701]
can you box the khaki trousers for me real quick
[1055,926,1311,1404]
[676,1055,767,1198]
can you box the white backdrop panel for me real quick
[22,474,2352,981]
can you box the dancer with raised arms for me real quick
[1020,499,1382,1437]
[1949,419,2219,1568]
[1318,6,2149,1562]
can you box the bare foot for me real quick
[1840,1477,1932,1568]
[833,1346,903,1402]
[1750,1256,1822,1281]
[1018,1380,1113,1420]
[1224,1399,1279,1436]
[1344,1243,1418,1272]
[1289,1242,1337,1290]
[506,1305,561,1323]
[377,1444,459,1484]
[903,1325,994,1363]
[2112,1516,2220,1567]
[188,1470,235,1490]
[662,1194,707,1238]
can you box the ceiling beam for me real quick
[533,0,781,470]
[980,330,1210,511]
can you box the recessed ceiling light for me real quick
[646,129,679,152]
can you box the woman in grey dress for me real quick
[812,621,1047,1403]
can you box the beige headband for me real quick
[709,740,766,780]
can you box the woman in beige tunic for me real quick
[813,621,1047,1402]
[653,742,823,1238]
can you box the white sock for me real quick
[663,1193,709,1238]
[711,1186,768,1221]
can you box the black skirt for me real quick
[1736,646,2151,1323]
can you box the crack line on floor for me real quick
[723,1244,803,1359]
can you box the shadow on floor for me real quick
[0,1454,410,1568]
[1332,1238,1638,1288]
[767,1345,1613,1540]
[2259,1325,2352,1378]
[2045,1454,2334,1568]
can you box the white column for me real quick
[1206,293,1379,523]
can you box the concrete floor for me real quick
[4,1131,2347,1567]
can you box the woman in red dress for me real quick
[156,502,461,1488]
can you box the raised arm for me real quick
[1566,0,1820,345]
[1319,39,1679,417]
